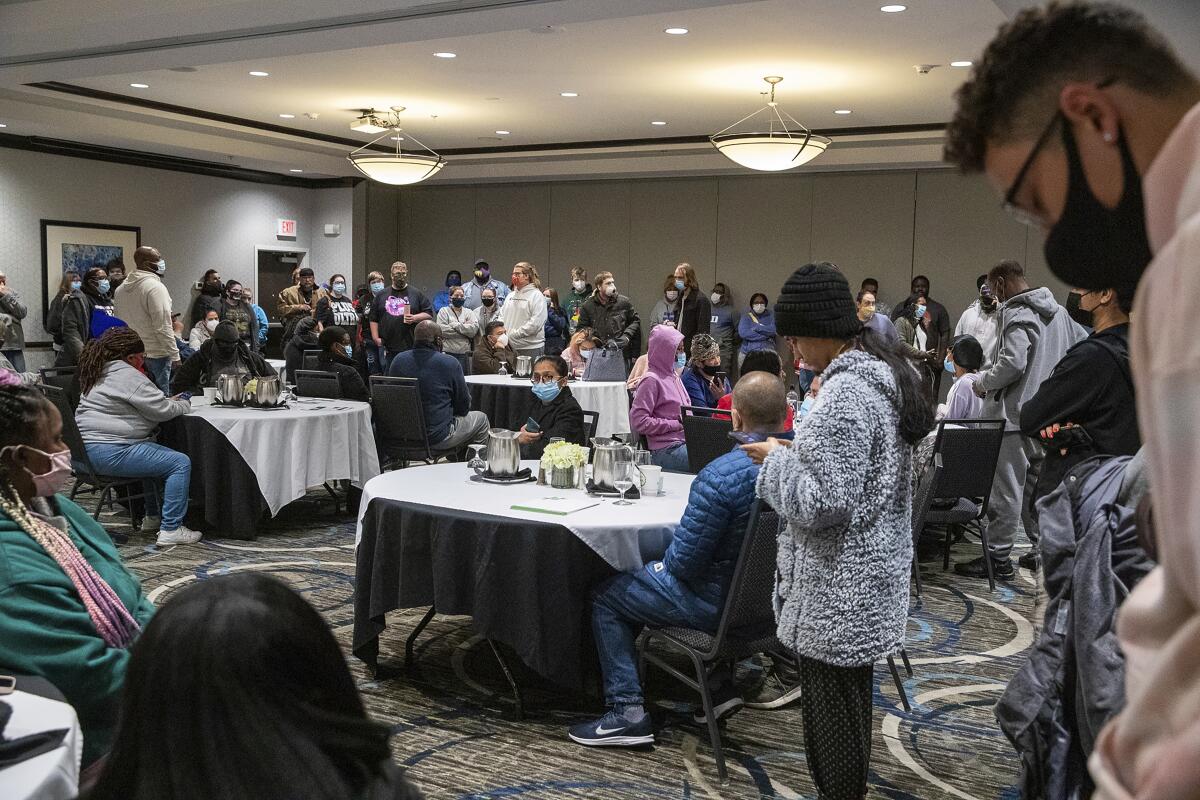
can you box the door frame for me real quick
[252,245,309,299]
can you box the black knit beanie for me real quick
[774,262,863,339]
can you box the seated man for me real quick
[388,320,489,452]
[472,320,518,375]
[517,354,586,459]
[170,320,275,394]
[569,372,792,747]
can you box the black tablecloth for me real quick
[353,498,617,692]
[469,380,538,432]
[160,416,269,540]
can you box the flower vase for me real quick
[551,465,577,489]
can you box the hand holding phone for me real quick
[526,416,541,433]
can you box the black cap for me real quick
[298,267,315,277]
[212,320,240,342]
[474,259,489,268]
[774,262,862,339]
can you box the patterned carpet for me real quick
[109,495,1038,800]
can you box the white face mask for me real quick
[665,290,679,302]
[710,292,723,306]
[605,284,617,297]
[205,319,218,331]
[752,303,767,315]
[496,333,509,348]
[572,280,585,292]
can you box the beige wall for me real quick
[363,169,1067,353]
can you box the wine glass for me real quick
[613,460,635,506]
[467,444,486,473]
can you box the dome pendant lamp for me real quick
[711,76,831,171]
[347,106,444,185]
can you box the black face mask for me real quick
[701,363,722,377]
[980,296,998,312]
[481,298,495,308]
[203,282,222,296]
[214,340,239,359]
[1065,291,1095,328]
[1044,124,1153,291]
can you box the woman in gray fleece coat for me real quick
[744,263,933,800]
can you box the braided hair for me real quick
[1,385,55,515]
[78,327,145,394]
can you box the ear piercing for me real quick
[1103,132,1115,143]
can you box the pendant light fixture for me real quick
[711,76,831,171]
[347,106,444,185]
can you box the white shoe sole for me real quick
[568,733,654,747]
[744,684,804,710]
[692,697,745,724]
[156,531,202,546]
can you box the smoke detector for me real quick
[914,64,941,75]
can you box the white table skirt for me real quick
[464,374,631,438]
[356,460,693,571]
[2,691,81,800]
[187,397,380,516]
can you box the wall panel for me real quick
[715,174,813,308]
[474,183,551,284]
[548,181,632,295]
[399,185,476,295]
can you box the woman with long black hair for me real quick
[89,573,422,800]
[57,266,119,366]
[742,262,932,800]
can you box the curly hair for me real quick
[78,327,145,394]
[945,1,1195,172]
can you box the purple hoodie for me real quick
[629,325,689,451]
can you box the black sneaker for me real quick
[1017,552,1040,571]
[954,555,1014,580]
[742,668,803,710]
[568,709,654,747]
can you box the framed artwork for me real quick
[40,220,140,325]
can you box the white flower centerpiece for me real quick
[541,441,587,489]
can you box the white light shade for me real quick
[347,152,444,185]
[711,132,831,171]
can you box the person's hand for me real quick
[373,337,383,348]
[972,380,987,398]
[403,313,416,324]
[741,437,784,464]
[517,426,541,446]
[300,303,311,311]
[1041,422,1072,456]
[171,393,188,401]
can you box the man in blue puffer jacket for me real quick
[569,372,791,748]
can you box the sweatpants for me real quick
[799,656,874,800]
[985,431,1044,560]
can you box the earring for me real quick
[1103,131,1115,143]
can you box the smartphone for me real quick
[177,391,193,402]
[526,416,541,433]
[728,431,757,445]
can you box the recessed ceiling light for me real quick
[433,52,456,58]
[0,123,7,128]
[129,83,149,88]
[950,60,973,67]
[289,169,303,173]
[880,4,907,11]
[651,121,668,126]
[248,71,269,77]
[560,91,578,97]
[834,109,852,115]
[664,27,689,35]
[279,113,295,119]
[495,130,510,135]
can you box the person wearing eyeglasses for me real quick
[516,355,586,459]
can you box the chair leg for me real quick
[980,519,996,592]
[322,481,342,514]
[486,638,524,721]
[404,606,437,669]
[93,486,109,520]
[887,655,911,713]
[900,647,913,677]
[942,523,954,571]
[687,650,728,784]
[911,550,922,597]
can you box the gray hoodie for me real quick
[975,287,1086,431]
[77,360,190,444]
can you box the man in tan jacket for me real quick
[277,267,327,347]
[114,245,178,393]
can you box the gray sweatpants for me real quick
[436,410,491,451]
[985,431,1044,560]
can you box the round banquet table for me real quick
[160,397,380,539]
[1,690,81,800]
[465,373,631,439]
[353,460,694,691]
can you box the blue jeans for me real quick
[651,441,690,473]
[2,349,25,373]
[592,566,719,706]
[85,442,191,530]
[364,340,384,376]
[144,356,172,395]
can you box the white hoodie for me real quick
[114,269,178,360]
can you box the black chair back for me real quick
[39,367,80,409]
[680,405,732,475]
[707,501,780,651]
[295,369,342,399]
[910,452,943,597]
[369,375,434,463]
[581,410,599,441]
[40,384,98,478]
[302,350,321,371]
[931,419,1005,512]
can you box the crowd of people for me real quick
[0,3,1194,798]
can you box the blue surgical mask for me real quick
[944,357,955,374]
[97,279,111,294]
[532,381,561,402]
[332,282,347,294]
[799,396,815,417]
[155,259,166,275]
[915,304,927,318]
[344,344,353,359]
[451,297,465,308]
[580,348,593,360]
[370,282,385,294]
[675,279,685,291]
[675,353,687,369]
[70,280,82,292]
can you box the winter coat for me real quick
[57,290,115,366]
[756,349,913,667]
[564,285,591,332]
[314,350,369,402]
[975,287,1087,431]
[576,294,641,362]
[629,325,688,451]
[543,305,568,355]
[996,456,1153,800]
[219,300,260,353]
[114,269,178,360]
[189,320,215,351]
[471,337,517,375]
[737,309,777,353]
[659,445,762,606]
[674,289,711,354]
[0,288,27,350]
[188,290,223,328]
[680,364,729,410]
[170,339,276,394]
[524,384,586,460]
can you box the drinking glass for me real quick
[467,444,486,472]
[613,461,635,506]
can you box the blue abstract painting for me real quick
[61,243,125,274]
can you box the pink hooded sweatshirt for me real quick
[1090,100,1200,799]
[629,325,688,451]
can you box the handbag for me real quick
[582,345,628,381]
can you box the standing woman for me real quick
[46,270,80,358]
[542,287,568,356]
[894,292,942,397]
[671,262,710,354]
[436,284,479,375]
[57,266,119,367]
[737,292,777,368]
[709,282,736,379]
[649,275,679,328]
[315,273,360,334]
[358,271,387,376]
[743,263,932,800]
[220,280,260,353]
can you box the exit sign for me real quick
[277,218,297,237]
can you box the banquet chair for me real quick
[926,419,1006,591]
[295,369,342,399]
[369,376,439,469]
[581,410,599,442]
[40,384,156,544]
[38,366,80,409]
[910,452,942,599]
[302,350,321,371]
[680,405,732,475]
